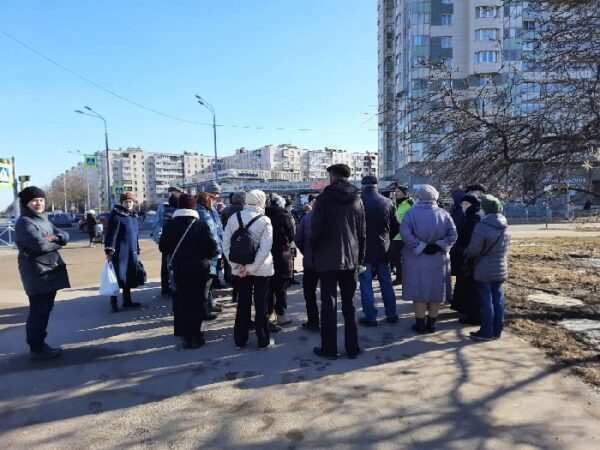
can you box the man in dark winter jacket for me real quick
[311,164,366,359]
[358,176,399,326]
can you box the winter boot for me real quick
[110,296,119,313]
[425,316,437,334]
[411,317,426,334]
[122,290,140,309]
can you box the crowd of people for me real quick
[13,166,511,360]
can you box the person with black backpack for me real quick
[222,189,274,350]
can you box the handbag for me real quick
[136,260,147,286]
[167,220,196,292]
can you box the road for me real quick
[0,233,598,448]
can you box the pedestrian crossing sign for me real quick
[84,155,97,167]
[112,185,124,196]
[0,161,13,189]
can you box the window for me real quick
[412,79,428,89]
[475,51,498,63]
[475,28,498,41]
[504,27,522,39]
[442,0,453,3]
[479,74,492,86]
[413,35,428,46]
[442,14,452,26]
[504,5,522,16]
[476,6,497,18]
[502,50,521,61]
[411,13,430,24]
[441,36,453,48]
[523,20,537,31]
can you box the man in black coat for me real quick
[358,176,399,326]
[311,164,366,359]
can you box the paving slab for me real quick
[0,242,598,449]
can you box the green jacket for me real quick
[393,198,413,240]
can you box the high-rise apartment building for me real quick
[378,0,532,179]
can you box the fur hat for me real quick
[18,186,45,207]
[461,193,480,208]
[246,190,266,208]
[168,186,183,193]
[203,180,221,194]
[416,184,439,201]
[466,183,486,193]
[361,175,378,185]
[480,194,502,214]
[269,193,286,208]
[178,193,197,210]
[120,192,137,203]
[327,164,351,179]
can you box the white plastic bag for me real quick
[99,260,120,296]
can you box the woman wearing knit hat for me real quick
[400,185,458,334]
[222,189,275,349]
[15,186,70,359]
[465,194,511,341]
[104,192,143,312]
[450,193,481,324]
[159,193,218,348]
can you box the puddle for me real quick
[560,319,600,348]
[527,293,584,307]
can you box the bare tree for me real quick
[398,0,600,200]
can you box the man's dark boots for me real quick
[411,317,426,334]
[426,316,437,334]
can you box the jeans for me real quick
[235,276,270,348]
[359,262,397,321]
[302,268,319,325]
[26,291,57,351]
[319,270,360,356]
[476,281,504,338]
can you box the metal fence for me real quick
[0,224,15,247]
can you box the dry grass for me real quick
[506,237,600,387]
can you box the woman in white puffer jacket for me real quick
[223,190,274,349]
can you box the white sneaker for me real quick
[277,314,292,326]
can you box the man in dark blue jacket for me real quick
[358,176,399,326]
[311,164,366,359]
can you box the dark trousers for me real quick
[235,276,270,348]
[203,277,214,312]
[231,275,239,303]
[26,291,57,351]
[319,270,359,356]
[267,274,290,316]
[173,274,206,340]
[160,252,170,294]
[389,240,404,281]
[303,268,320,325]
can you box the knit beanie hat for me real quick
[361,175,378,185]
[178,193,197,210]
[269,193,286,208]
[120,192,137,203]
[480,194,502,214]
[203,180,221,194]
[18,186,45,207]
[416,184,439,201]
[246,190,266,208]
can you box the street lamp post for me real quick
[75,106,111,211]
[68,149,91,211]
[195,95,219,180]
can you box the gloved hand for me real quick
[423,243,442,255]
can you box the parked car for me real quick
[78,213,110,233]
[50,213,73,228]
[71,213,84,223]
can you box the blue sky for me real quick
[0,0,377,209]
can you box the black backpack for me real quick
[229,212,263,265]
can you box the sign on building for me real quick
[0,161,13,189]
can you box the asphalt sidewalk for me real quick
[0,243,598,449]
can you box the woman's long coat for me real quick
[400,200,458,302]
[15,207,70,296]
[105,205,141,289]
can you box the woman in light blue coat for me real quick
[400,185,457,334]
